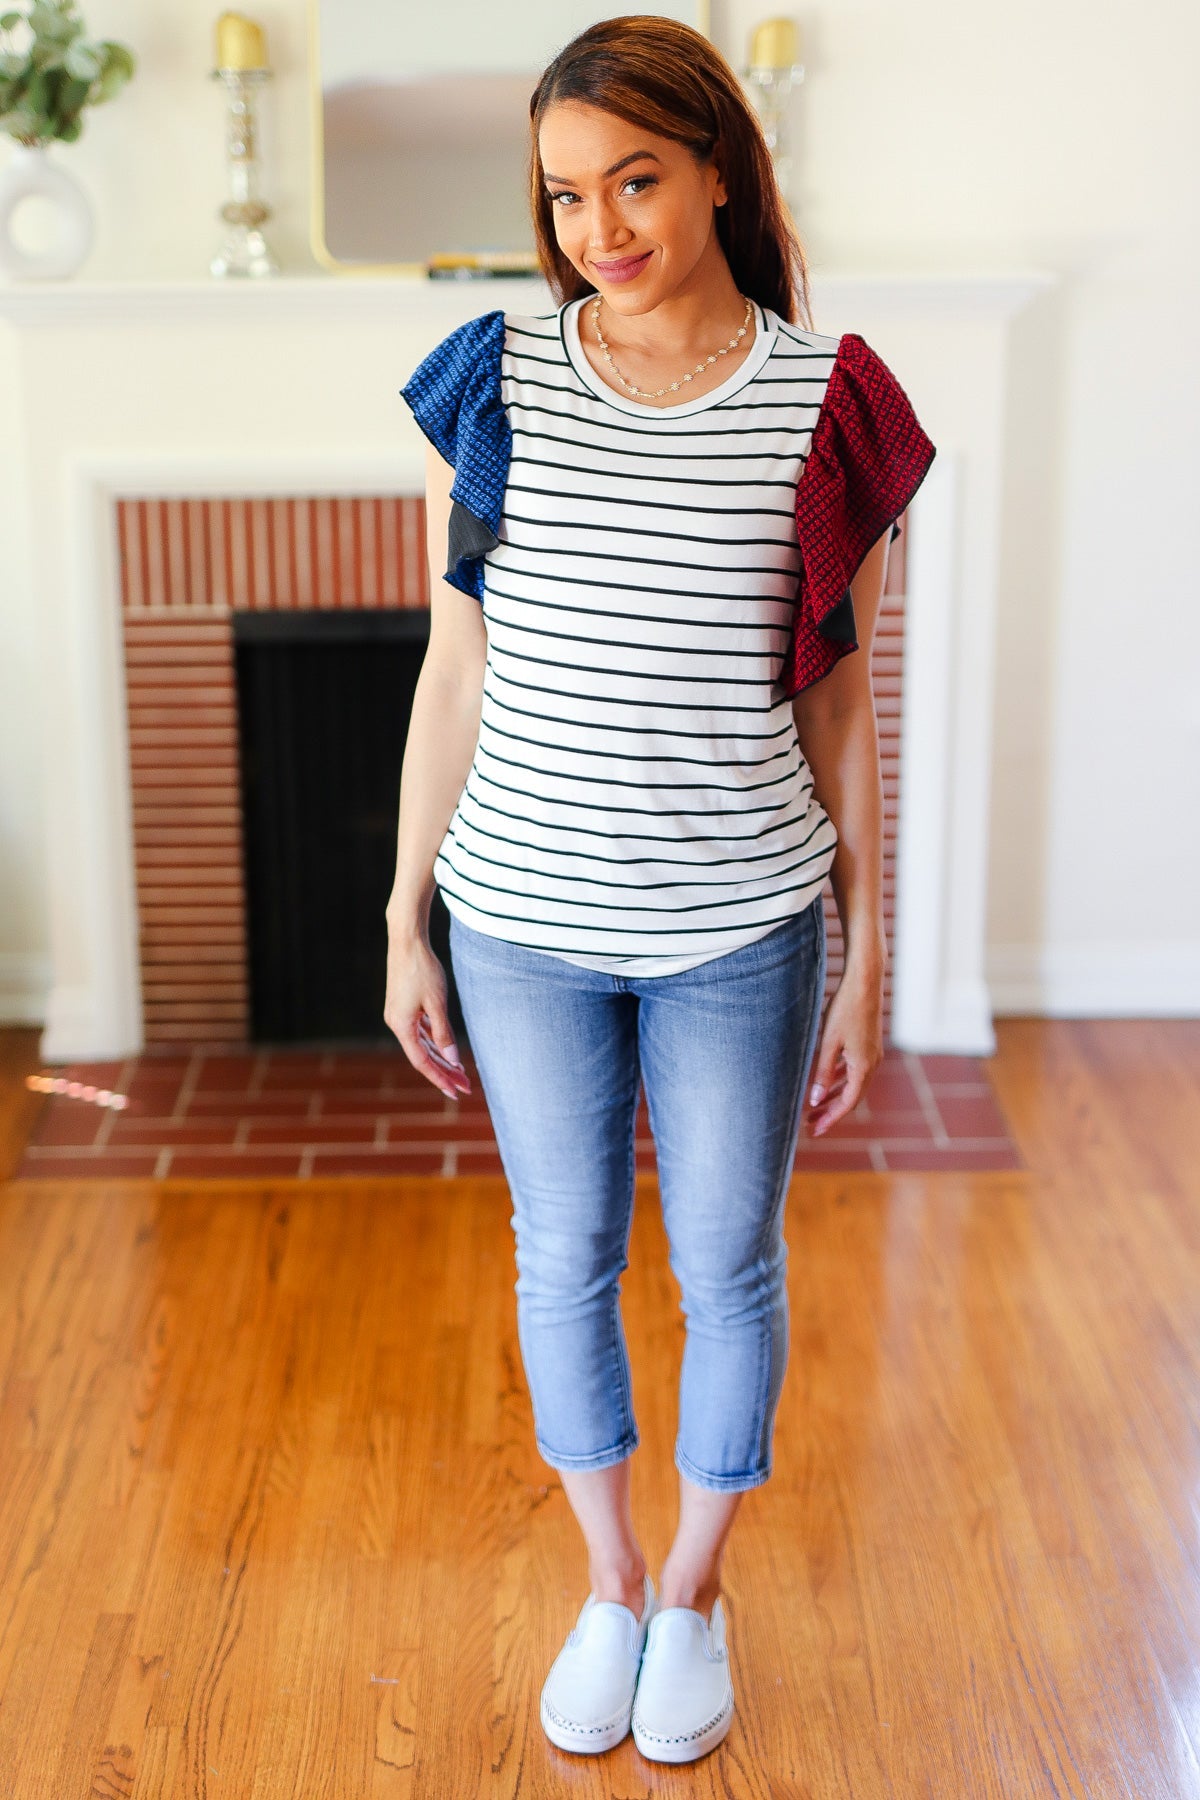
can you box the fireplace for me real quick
[2,273,1040,1060]
[115,490,913,1049]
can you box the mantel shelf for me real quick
[0,267,1055,327]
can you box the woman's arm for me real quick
[385,440,487,943]
[789,524,892,1134]
[383,441,487,1095]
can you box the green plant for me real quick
[0,0,134,146]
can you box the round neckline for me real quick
[560,294,776,418]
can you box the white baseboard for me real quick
[988,941,1200,1016]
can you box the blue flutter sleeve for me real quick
[399,309,511,602]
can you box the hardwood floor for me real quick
[0,1018,1197,1798]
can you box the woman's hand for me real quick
[804,952,885,1137]
[384,928,472,1102]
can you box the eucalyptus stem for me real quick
[0,0,134,147]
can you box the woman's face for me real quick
[538,99,726,315]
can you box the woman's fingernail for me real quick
[810,1084,825,1103]
[441,1045,463,1068]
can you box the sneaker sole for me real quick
[632,1686,734,1763]
[540,1692,634,1755]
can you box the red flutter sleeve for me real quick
[783,332,937,698]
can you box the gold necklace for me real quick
[589,293,753,399]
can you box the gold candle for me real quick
[215,11,268,71]
[749,17,800,69]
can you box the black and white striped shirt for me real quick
[433,296,842,974]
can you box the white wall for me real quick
[1,0,1197,1021]
[0,327,49,1019]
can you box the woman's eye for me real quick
[545,176,657,208]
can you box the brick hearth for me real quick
[15,1045,1023,1180]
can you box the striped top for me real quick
[430,296,845,975]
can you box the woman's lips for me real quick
[591,250,652,284]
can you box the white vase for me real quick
[0,141,95,281]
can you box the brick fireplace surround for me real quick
[120,491,428,1044]
[118,491,909,1047]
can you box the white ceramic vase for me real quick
[0,141,95,281]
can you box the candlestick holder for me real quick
[208,65,278,278]
[743,61,805,209]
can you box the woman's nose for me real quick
[587,200,631,250]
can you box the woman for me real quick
[385,14,935,1767]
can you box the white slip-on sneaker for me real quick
[631,1597,735,1763]
[540,1573,657,1755]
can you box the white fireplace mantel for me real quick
[0,268,1042,326]
[0,268,1053,1060]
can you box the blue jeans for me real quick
[447,898,828,1493]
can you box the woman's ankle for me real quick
[657,1563,721,1621]
[589,1556,649,1613]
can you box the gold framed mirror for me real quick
[308,1,711,277]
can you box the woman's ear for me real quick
[710,142,728,207]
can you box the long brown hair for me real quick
[528,15,813,328]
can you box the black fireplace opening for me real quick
[233,608,463,1046]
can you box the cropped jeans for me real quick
[447,896,828,1493]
